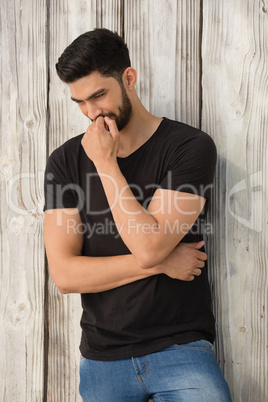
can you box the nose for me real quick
[84,102,102,121]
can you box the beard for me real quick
[98,84,133,131]
[114,83,133,131]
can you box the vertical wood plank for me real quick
[47,1,95,399]
[202,1,268,400]
[98,0,123,32]
[1,1,266,401]
[0,0,47,400]
[47,1,123,400]
[124,0,201,127]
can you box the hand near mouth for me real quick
[81,115,120,169]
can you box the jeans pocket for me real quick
[172,339,214,353]
[198,339,214,352]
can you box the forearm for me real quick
[50,240,207,293]
[96,162,164,260]
[52,253,160,294]
[95,161,195,267]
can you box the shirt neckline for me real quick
[117,117,167,161]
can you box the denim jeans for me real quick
[79,340,232,401]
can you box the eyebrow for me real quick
[71,88,106,103]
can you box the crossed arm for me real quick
[44,116,208,294]
[44,208,207,294]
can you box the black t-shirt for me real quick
[44,117,217,361]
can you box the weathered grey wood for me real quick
[1,1,267,400]
[124,0,201,127]
[97,0,123,31]
[202,1,268,401]
[47,1,94,400]
[47,1,123,400]
[124,5,200,401]
[0,0,47,400]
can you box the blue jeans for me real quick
[79,340,232,401]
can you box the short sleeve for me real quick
[43,147,80,211]
[160,132,217,200]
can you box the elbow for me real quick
[57,285,70,295]
[54,280,71,295]
[137,250,163,269]
[50,269,73,294]
[47,256,80,294]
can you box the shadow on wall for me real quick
[208,152,266,401]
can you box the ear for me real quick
[122,67,137,91]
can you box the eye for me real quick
[94,93,105,99]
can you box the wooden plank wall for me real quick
[47,1,122,400]
[0,0,267,401]
[202,1,268,401]
[0,0,47,400]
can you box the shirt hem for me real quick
[80,332,214,361]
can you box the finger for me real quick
[186,275,195,281]
[95,116,105,127]
[196,251,208,261]
[196,259,205,268]
[104,116,119,140]
[184,241,204,250]
[194,268,202,276]
[191,240,204,249]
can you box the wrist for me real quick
[94,157,118,174]
[143,263,164,275]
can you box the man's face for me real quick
[69,72,132,131]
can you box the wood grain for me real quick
[124,0,201,127]
[1,0,267,400]
[47,1,123,400]
[0,0,47,400]
[47,1,95,399]
[202,1,268,400]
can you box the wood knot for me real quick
[9,216,24,235]
[25,119,35,130]
[240,326,247,333]
[10,302,30,326]
[0,157,15,179]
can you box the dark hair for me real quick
[55,28,131,83]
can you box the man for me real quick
[44,28,231,401]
